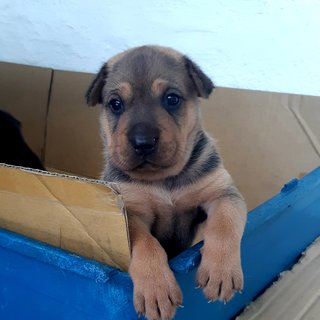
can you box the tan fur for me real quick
[119,166,232,213]
[115,82,133,101]
[86,45,247,320]
[99,110,112,143]
[151,79,168,97]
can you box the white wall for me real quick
[1,0,320,96]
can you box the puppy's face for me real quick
[86,46,214,181]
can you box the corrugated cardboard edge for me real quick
[237,236,320,320]
[0,163,112,187]
[0,163,131,270]
[288,95,320,158]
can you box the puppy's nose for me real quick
[128,123,159,156]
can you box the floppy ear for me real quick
[85,63,108,106]
[184,57,214,98]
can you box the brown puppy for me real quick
[86,45,247,320]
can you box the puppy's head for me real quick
[86,46,214,181]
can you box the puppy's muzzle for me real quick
[128,123,159,157]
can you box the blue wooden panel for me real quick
[0,166,320,320]
[0,231,136,320]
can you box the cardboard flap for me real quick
[0,164,130,270]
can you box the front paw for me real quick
[132,267,182,320]
[196,246,243,302]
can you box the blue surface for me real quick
[1,166,320,319]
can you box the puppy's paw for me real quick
[133,267,182,320]
[196,246,243,303]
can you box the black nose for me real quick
[128,123,159,156]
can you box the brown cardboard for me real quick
[298,95,320,158]
[237,237,320,319]
[0,62,52,161]
[45,70,103,178]
[201,88,320,209]
[0,164,130,270]
[299,96,320,142]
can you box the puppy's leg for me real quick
[196,187,247,302]
[128,214,182,320]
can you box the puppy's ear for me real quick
[184,57,214,98]
[85,63,108,106]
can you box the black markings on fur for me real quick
[165,107,182,128]
[184,56,215,98]
[194,206,208,224]
[218,282,223,297]
[86,64,107,106]
[104,108,120,134]
[111,117,119,134]
[219,185,243,201]
[161,95,184,128]
[200,149,221,173]
[232,277,236,290]
[151,207,207,259]
[103,164,132,183]
[164,131,220,190]
[184,131,208,169]
[203,276,210,288]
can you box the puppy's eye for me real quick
[108,98,124,114]
[164,93,181,109]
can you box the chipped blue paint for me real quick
[1,167,320,319]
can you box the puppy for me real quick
[86,46,247,320]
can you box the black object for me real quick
[0,110,45,170]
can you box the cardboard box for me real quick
[0,164,130,270]
[0,61,320,272]
[201,89,320,209]
[0,62,51,161]
[237,237,320,320]
[45,70,104,178]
